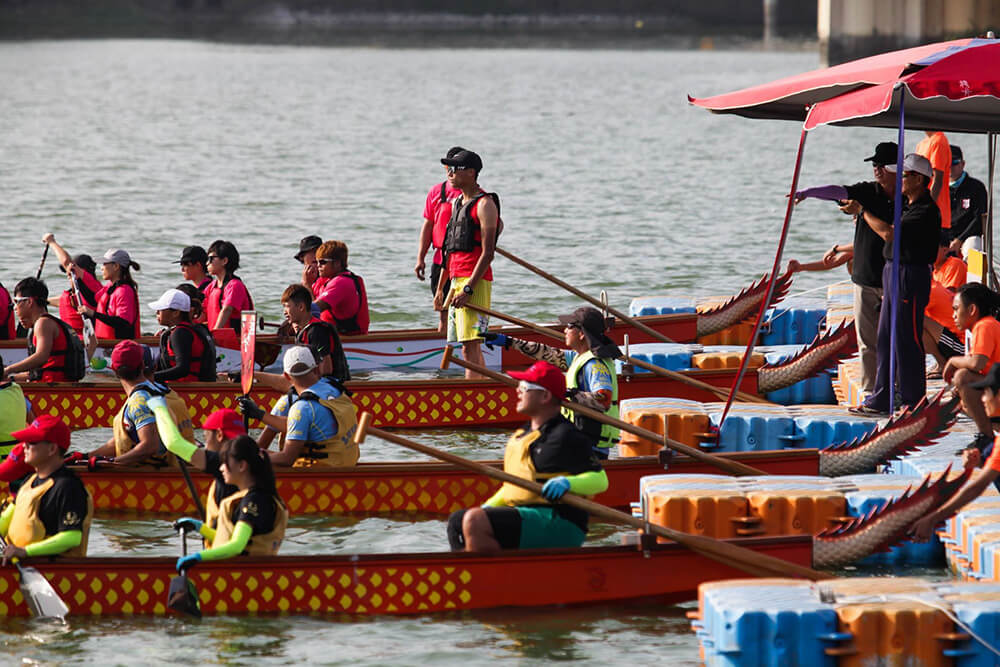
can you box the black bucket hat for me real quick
[295,235,323,263]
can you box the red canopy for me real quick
[805,41,1000,132]
[688,38,980,124]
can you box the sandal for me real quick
[847,404,888,417]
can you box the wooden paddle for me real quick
[466,303,770,405]
[166,526,202,618]
[354,413,830,580]
[440,346,765,476]
[178,461,205,521]
[495,246,674,344]
[0,535,69,619]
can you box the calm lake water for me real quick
[0,40,984,664]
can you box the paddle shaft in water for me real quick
[355,414,830,581]
[466,303,770,405]
[495,246,674,344]
[440,346,765,476]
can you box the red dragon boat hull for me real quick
[0,536,813,617]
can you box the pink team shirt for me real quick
[94,282,140,339]
[423,181,460,265]
[317,272,369,335]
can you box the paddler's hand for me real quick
[63,451,86,465]
[839,199,862,216]
[908,515,940,543]
[541,477,571,501]
[2,544,27,565]
[176,552,202,573]
[962,446,982,469]
[785,259,802,274]
[433,290,446,311]
[451,290,471,309]
[41,233,55,245]
[414,259,426,281]
[173,518,204,534]
[480,332,510,350]
[78,305,95,318]
[88,455,113,472]
[237,396,265,421]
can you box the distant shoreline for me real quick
[0,6,817,49]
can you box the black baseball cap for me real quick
[59,253,97,275]
[952,145,964,164]
[446,146,466,159]
[295,235,322,262]
[441,150,483,172]
[970,363,1000,391]
[863,142,899,167]
[558,306,621,358]
[174,246,208,266]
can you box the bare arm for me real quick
[415,218,434,280]
[929,169,945,201]
[110,423,162,465]
[213,305,235,331]
[3,318,56,374]
[861,210,894,242]
[40,234,73,271]
[266,438,305,467]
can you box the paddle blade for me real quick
[18,565,69,620]
[240,310,257,396]
[167,573,201,618]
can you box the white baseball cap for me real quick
[148,289,191,313]
[903,153,933,179]
[283,345,318,376]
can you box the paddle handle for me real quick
[358,419,829,581]
[178,461,206,521]
[495,246,674,344]
[439,349,765,476]
[465,303,768,405]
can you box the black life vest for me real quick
[296,318,350,382]
[159,321,217,382]
[27,313,86,382]
[443,192,501,254]
[330,271,364,336]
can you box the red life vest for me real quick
[160,321,217,382]
[28,314,85,382]
[318,271,369,336]
[95,281,140,340]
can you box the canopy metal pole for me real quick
[988,132,996,288]
[888,88,905,415]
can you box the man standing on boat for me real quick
[447,361,608,552]
[242,345,359,467]
[416,146,463,333]
[796,142,896,394]
[0,415,92,563]
[435,149,501,380]
[3,278,85,383]
[483,307,621,458]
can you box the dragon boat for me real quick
[0,535,813,617]
[23,322,855,431]
[0,272,791,373]
[73,450,819,515]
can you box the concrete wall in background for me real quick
[819,0,999,65]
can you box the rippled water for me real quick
[0,40,983,663]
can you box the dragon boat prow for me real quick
[695,270,794,338]
[818,389,960,477]
[812,465,972,569]
[757,320,858,393]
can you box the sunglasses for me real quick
[12,296,32,305]
[207,255,220,262]
[517,380,548,393]
[447,166,472,175]
[317,258,336,265]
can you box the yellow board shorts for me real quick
[448,277,492,343]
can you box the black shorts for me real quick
[430,261,450,296]
[937,327,964,360]
[446,507,522,550]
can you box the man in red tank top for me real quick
[416,147,463,333]
[3,278,73,383]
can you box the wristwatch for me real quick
[463,284,475,296]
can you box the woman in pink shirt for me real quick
[204,239,254,334]
[80,248,141,340]
[314,240,369,335]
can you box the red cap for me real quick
[201,409,246,440]
[111,339,144,371]
[11,415,71,452]
[508,361,566,400]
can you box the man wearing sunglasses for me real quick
[446,361,608,552]
[436,149,502,379]
[3,278,85,383]
[416,147,464,333]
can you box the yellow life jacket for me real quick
[112,383,193,467]
[290,392,359,468]
[0,381,27,459]
[498,429,575,506]
[213,488,288,556]
[204,478,222,549]
[561,351,620,448]
[7,473,93,557]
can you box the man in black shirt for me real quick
[854,153,941,414]
[1,415,91,562]
[949,145,989,251]
[446,362,608,552]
